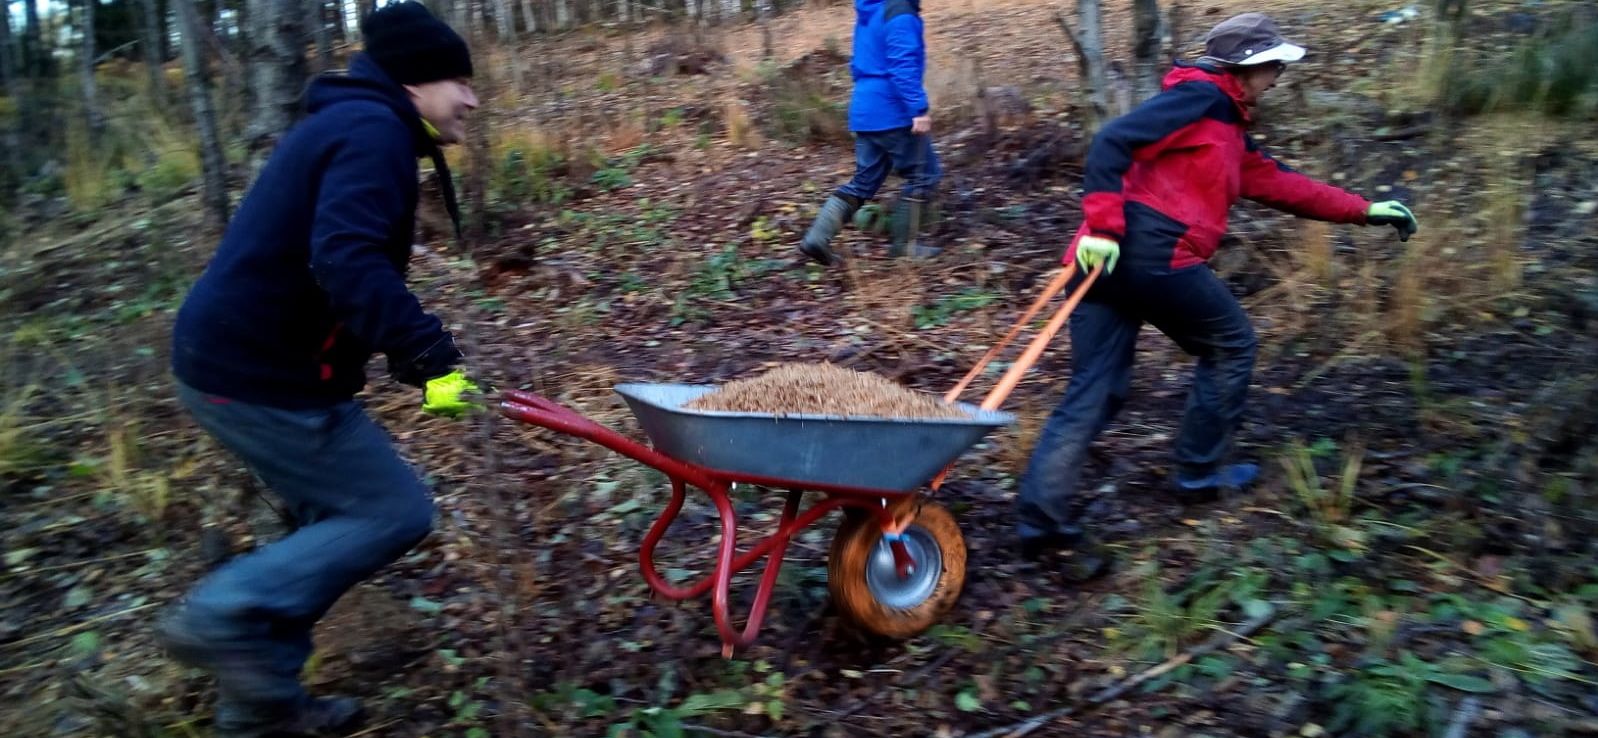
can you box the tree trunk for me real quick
[1056,4,1107,136]
[718,0,739,24]
[245,0,308,177]
[22,0,46,78]
[311,0,333,71]
[176,0,232,227]
[519,0,538,34]
[138,0,167,107]
[554,0,570,29]
[1131,0,1163,103]
[492,0,522,90]
[0,4,22,190]
[77,0,108,137]
[616,0,630,24]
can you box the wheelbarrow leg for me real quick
[707,487,803,657]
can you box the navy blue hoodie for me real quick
[172,54,461,409]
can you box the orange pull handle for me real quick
[942,266,1075,403]
[929,263,1103,491]
[980,264,1102,411]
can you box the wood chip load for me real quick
[686,363,968,420]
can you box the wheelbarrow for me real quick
[499,264,1103,654]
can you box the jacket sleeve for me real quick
[884,14,929,116]
[1081,86,1226,240]
[1240,140,1370,224]
[308,116,461,387]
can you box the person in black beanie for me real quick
[161,3,481,735]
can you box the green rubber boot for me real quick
[889,196,941,259]
[799,195,858,266]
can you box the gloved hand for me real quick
[1075,235,1120,274]
[422,370,482,418]
[1367,201,1418,242]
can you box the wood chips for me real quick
[685,363,968,419]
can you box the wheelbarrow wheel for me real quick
[827,499,966,639]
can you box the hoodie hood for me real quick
[1162,61,1252,122]
[854,0,885,16]
[306,53,435,155]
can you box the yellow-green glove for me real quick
[422,370,481,418]
[1367,201,1418,242]
[1075,235,1120,274]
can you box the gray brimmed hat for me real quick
[1200,13,1306,67]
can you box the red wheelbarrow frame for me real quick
[499,264,1101,653]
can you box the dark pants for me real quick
[836,127,942,202]
[171,381,434,721]
[1015,264,1258,539]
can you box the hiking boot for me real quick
[1172,463,1260,502]
[799,195,858,266]
[1017,530,1113,582]
[216,696,364,738]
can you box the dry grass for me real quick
[723,97,762,149]
[846,260,923,330]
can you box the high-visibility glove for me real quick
[1075,235,1120,274]
[422,370,482,418]
[1367,201,1418,242]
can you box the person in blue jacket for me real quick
[159,4,481,735]
[799,0,941,265]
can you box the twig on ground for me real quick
[964,605,1282,738]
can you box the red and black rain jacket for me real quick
[1065,63,1370,271]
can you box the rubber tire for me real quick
[827,499,966,639]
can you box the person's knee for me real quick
[388,495,435,550]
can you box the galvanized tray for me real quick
[614,383,1015,492]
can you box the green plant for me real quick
[913,288,1001,329]
[1327,653,1441,737]
[1281,439,1366,552]
[136,147,199,201]
[592,167,633,191]
[1435,21,1598,118]
[1111,561,1269,661]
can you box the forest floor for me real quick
[3,0,1598,736]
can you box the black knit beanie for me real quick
[362,2,473,85]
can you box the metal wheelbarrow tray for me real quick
[614,382,1013,492]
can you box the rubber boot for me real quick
[889,196,941,259]
[799,195,857,266]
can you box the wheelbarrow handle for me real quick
[928,263,1102,491]
[500,389,725,489]
[942,265,1075,404]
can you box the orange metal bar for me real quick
[928,264,1103,491]
[980,264,1102,410]
[942,266,1075,404]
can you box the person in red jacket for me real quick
[1017,13,1417,572]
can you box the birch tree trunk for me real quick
[77,0,108,137]
[1131,0,1164,103]
[718,0,739,25]
[492,0,522,91]
[176,0,231,227]
[554,0,571,30]
[519,0,538,34]
[137,0,167,107]
[311,0,333,71]
[245,0,308,177]
[1055,1,1108,136]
